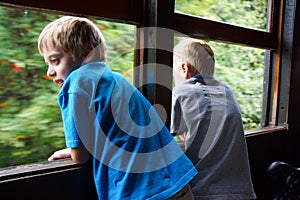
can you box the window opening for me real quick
[175,0,269,31]
[0,5,135,168]
[173,37,265,131]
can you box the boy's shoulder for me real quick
[60,62,108,94]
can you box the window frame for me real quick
[0,0,293,174]
[173,0,284,130]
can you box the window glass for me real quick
[175,0,268,31]
[0,6,135,168]
[210,41,264,130]
[174,37,265,130]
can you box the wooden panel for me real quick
[174,13,276,50]
[287,0,300,166]
[246,129,288,199]
[135,0,174,126]
[0,0,142,24]
[0,160,98,200]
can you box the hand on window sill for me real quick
[48,148,71,161]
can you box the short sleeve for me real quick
[58,92,84,148]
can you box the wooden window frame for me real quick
[0,0,295,177]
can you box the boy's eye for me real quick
[50,58,59,65]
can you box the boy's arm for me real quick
[70,146,90,164]
[178,131,187,141]
[48,147,90,164]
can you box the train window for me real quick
[173,37,265,131]
[173,0,287,133]
[175,0,269,31]
[0,0,288,172]
[0,5,135,168]
[206,41,265,130]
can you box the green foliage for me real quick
[209,42,265,130]
[0,6,134,168]
[175,0,268,30]
[92,20,135,76]
[175,0,268,130]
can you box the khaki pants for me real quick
[168,185,194,200]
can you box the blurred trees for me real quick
[0,7,134,168]
[176,0,267,129]
[0,8,63,167]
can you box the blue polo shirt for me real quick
[58,62,197,200]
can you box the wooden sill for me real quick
[0,158,83,183]
[245,125,288,137]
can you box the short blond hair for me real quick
[174,38,215,76]
[38,16,106,62]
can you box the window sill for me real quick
[0,125,287,183]
[245,125,288,136]
[0,158,83,183]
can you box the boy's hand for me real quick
[48,148,71,161]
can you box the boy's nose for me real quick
[47,68,56,77]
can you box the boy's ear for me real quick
[182,61,193,79]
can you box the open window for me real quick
[0,4,136,169]
[0,0,293,177]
